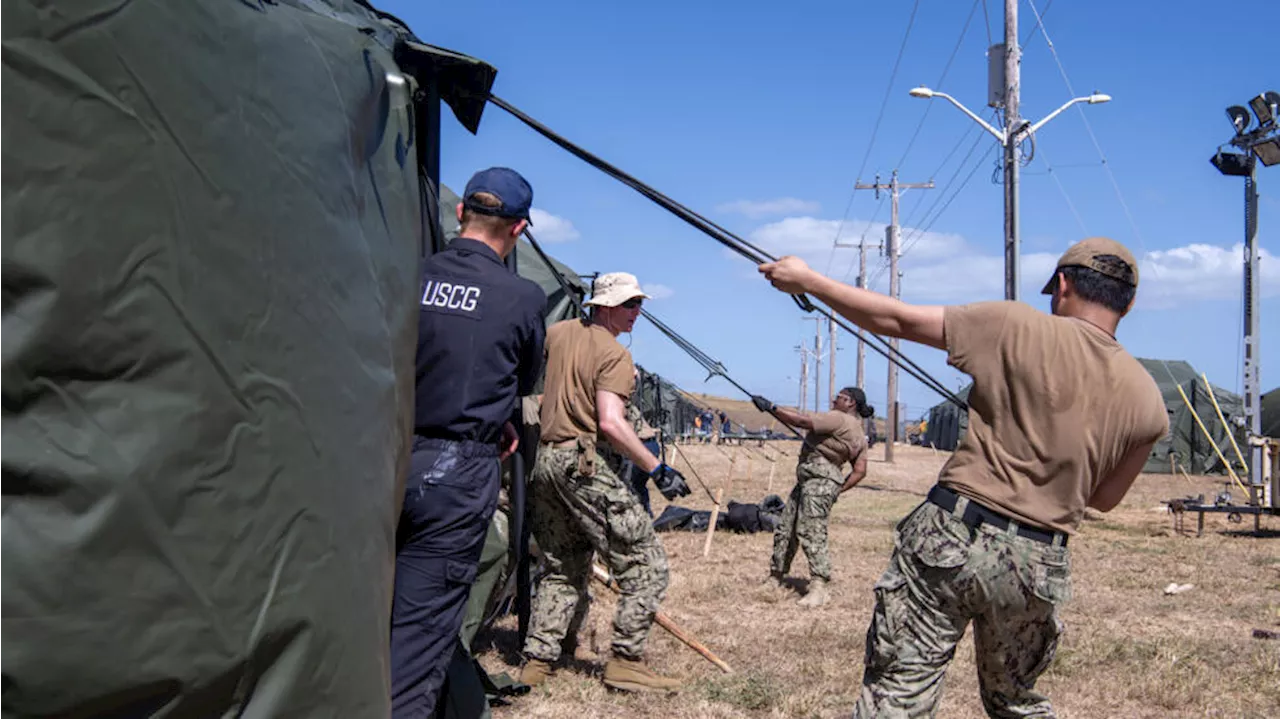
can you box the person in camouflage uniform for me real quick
[760,239,1167,717]
[751,387,873,607]
[599,385,661,516]
[519,272,691,694]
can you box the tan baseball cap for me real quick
[1040,236,1139,295]
[584,272,651,307]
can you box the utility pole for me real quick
[828,316,838,410]
[795,344,809,413]
[833,233,880,393]
[1002,0,1021,301]
[856,171,934,463]
[908,0,1110,301]
[802,317,823,413]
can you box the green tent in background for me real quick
[924,385,973,452]
[635,364,705,440]
[1137,359,1246,475]
[1261,387,1280,439]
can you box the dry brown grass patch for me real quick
[479,443,1279,718]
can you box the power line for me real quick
[895,0,982,170]
[1033,144,1090,237]
[827,0,923,274]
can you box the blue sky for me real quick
[385,0,1278,421]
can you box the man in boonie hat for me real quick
[519,271,690,694]
[759,236,1167,717]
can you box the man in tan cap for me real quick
[519,271,689,693]
[760,237,1168,718]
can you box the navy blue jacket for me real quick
[414,238,546,444]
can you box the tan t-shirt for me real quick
[940,301,1168,533]
[800,411,867,470]
[539,319,636,443]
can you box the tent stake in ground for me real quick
[591,564,733,674]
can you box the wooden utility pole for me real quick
[802,317,823,413]
[795,344,809,412]
[856,171,933,463]
[832,235,879,394]
[1002,0,1022,301]
[827,316,838,410]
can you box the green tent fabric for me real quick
[924,385,972,452]
[1138,359,1246,475]
[636,364,704,440]
[2,2,495,715]
[1262,387,1280,439]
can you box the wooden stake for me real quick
[702,488,725,558]
[702,457,735,558]
[766,460,776,492]
[591,564,734,673]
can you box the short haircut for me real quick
[460,191,520,234]
[1056,254,1136,313]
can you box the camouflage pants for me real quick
[771,456,843,581]
[523,445,669,663]
[854,498,1072,719]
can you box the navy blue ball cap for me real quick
[462,167,533,223]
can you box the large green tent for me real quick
[3,2,497,715]
[920,359,1247,476]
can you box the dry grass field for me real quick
[476,442,1280,718]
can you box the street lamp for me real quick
[908,85,1111,301]
[1210,90,1279,506]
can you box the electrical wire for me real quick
[827,0,923,274]
[895,0,981,170]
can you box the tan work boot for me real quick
[602,656,682,694]
[519,658,555,687]
[798,578,830,608]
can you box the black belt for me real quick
[412,435,499,457]
[927,485,1068,547]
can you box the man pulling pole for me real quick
[760,237,1168,717]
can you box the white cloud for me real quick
[643,283,675,300]
[716,197,821,219]
[528,209,580,242]
[1137,243,1280,309]
[744,215,1278,308]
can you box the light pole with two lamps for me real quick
[908,86,1111,301]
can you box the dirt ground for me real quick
[476,442,1280,718]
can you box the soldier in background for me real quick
[518,272,690,693]
[752,387,874,607]
[760,238,1167,717]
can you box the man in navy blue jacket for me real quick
[390,168,547,718]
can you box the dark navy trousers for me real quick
[390,437,500,718]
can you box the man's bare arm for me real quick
[1088,440,1157,512]
[597,390,661,473]
[760,256,946,350]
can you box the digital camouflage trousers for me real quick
[523,445,669,663]
[853,498,1072,719]
[771,455,844,581]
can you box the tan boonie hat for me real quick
[585,271,651,307]
[1040,236,1139,295]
